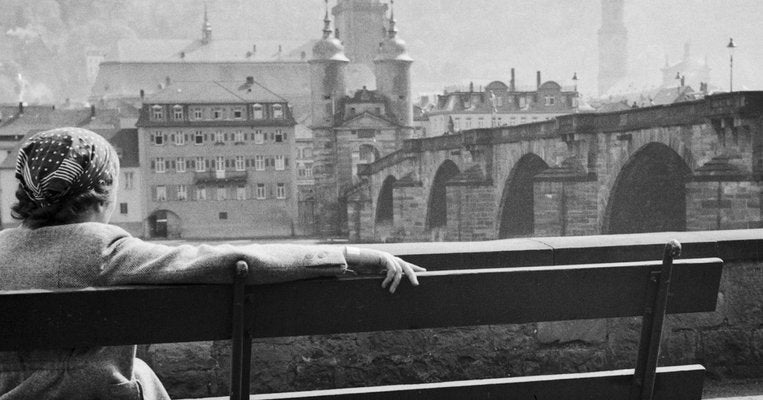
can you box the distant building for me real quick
[426,70,579,136]
[332,0,389,90]
[661,42,712,90]
[598,0,628,96]
[136,78,298,239]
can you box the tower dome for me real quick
[375,1,412,62]
[312,2,350,62]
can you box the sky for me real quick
[188,0,763,97]
[1,0,761,102]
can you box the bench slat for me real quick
[0,258,722,350]
[210,365,701,400]
[247,258,722,338]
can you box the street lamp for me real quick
[727,38,736,92]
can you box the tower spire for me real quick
[388,0,397,38]
[322,0,332,39]
[201,3,212,44]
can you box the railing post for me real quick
[230,261,249,400]
[631,240,681,400]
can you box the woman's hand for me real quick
[344,246,426,293]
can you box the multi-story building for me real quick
[136,78,297,239]
[425,70,579,136]
[309,2,414,236]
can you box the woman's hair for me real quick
[11,127,118,228]
[11,182,112,229]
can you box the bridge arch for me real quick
[497,153,549,238]
[426,160,460,230]
[375,175,397,224]
[604,142,691,234]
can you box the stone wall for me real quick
[139,230,763,398]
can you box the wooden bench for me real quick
[0,241,723,400]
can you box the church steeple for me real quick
[322,0,332,39]
[387,0,397,38]
[201,4,212,45]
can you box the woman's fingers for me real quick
[400,259,421,287]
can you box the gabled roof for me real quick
[145,80,287,104]
[337,111,399,129]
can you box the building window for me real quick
[217,184,226,201]
[235,155,245,171]
[274,130,284,143]
[252,104,263,119]
[196,185,207,200]
[119,203,128,214]
[256,183,266,199]
[236,185,246,200]
[454,118,460,130]
[173,105,183,120]
[156,185,167,201]
[233,107,243,119]
[478,118,484,127]
[195,156,205,172]
[215,156,225,172]
[177,184,187,201]
[255,155,265,171]
[304,148,312,158]
[276,183,286,199]
[123,172,134,190]
[274,155,285,171]
[234,131,243,143]
[214,131,224,143]
[176,157,185,172]
[254,131,264,144]
[545,96,555,106]
[272,104,283,118]
[212,108,223,120]
[152,131,165,145]
[297,163,313,178]
[219,212,228,220]
[194,131,203,145]
[151,105,163,120]
[192,107,203,120]
[465,118,472,128]
[155,157,166,173]
[174,131,185,145]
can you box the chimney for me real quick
[246,76,254,85]
[536,71,541,90]
[510,68,516,92]
[140,89,145,99]
[680,76,685,87]
[469,81,474,92]
[90,104,96,118]
[18,102,23,115]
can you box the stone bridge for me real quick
[347,92,763,242]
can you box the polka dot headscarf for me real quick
[15,127,118,208]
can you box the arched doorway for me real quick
[375,175,397,224]
[498,154,549,238]
[426,160,460,230]
[605,143,691,234]
[147,209,182,238]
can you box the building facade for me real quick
[136,78,297,239]
[310,2,414,237]
[426,72,579,137]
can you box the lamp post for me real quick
[727,38,736,92]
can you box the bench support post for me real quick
[231,261,251,400]
[631,240,680,400]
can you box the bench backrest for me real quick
[0,257,722,350]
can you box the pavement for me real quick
[703,379,763,399]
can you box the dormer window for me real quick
[212,107,223,120]
[172,105,183,120]
[272,104,283,119]
[545,96,555,106]
[151,105,164,120]
[233,107,243,119]
[252,104,263,119]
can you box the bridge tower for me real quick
[598,0,628,96]
[310,1,349,237]
[374,0,413,128]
